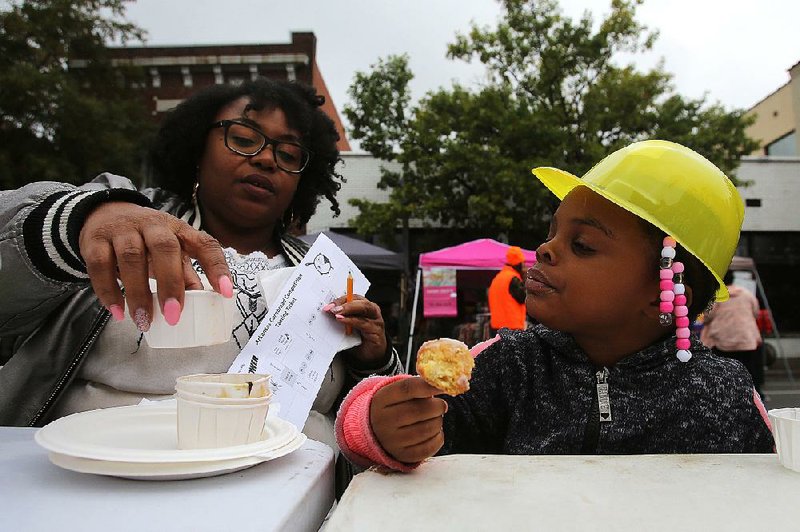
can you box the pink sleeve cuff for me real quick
[335,374,420,472]
[753,387,772,432]
[471,334,500,357]
[752,388,777,454]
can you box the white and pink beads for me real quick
[659,236,692,362]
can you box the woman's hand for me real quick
[325,294,389,368]
[370,376,447,463]
[79,202,232,331]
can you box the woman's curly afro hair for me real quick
[147,78,343,226]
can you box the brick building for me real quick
[103,31,350,151]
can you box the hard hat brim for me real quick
[532,166,730,302]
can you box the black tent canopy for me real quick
[298,231,403,270]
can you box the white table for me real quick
[0,427,334,532]
[326,453,799,531]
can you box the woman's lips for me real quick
[239,175,276,198]
[526,269,555,294]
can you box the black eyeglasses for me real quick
[210,120,312,174]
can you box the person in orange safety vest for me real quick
[488,246,527,334]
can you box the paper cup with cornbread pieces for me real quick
[176,373,272,449]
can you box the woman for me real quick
[700,272,765,400]
[0,79,402,450]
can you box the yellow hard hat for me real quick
[531,140,744,302]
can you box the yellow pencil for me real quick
[345,271,353,335]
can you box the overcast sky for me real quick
[124,0,798,132]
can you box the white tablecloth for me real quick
[0,427,334,532]
[326,453,798,531]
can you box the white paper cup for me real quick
[768,407,800,473]
[175,373,271,399]
[143,289,234,348]
[177,395,270,449]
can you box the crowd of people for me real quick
[0,79,775,488]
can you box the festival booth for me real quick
[405,239,536,369]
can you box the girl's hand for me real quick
[79,202,232,331]
[325,294,388,368]
[370,376,448,463]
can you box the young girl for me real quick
[334,140,774,472]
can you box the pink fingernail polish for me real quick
[218,275,233,298]
[107,304,125,322]
[335,314,345,321]
[163,298,182,326]
[332,306,344,313]
[322,303,335,312]
[134,308,150,332]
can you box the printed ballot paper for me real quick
[227,234,369,429]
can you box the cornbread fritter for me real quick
[416,338,474,395]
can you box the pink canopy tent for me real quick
[419,238,537,270]
[406,239,536,368]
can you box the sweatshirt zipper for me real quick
[28,309,111,426]
[581,367,612,453]
[596,367,612,422]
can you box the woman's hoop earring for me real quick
[282,208,294,230]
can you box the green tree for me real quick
[345,0,758,247]
[0,0,152,189]
[344,55,419,247]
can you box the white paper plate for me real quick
[35,404,299,463]
[46,434,306,481]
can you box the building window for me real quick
[765,130,796,156]
[181,67,193,88]
[149,67,161,88]
[154,98,183,113]
[250,65,259,81]
[213,65,224,85]
[286,64,296,82]
[745,198,762,207]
